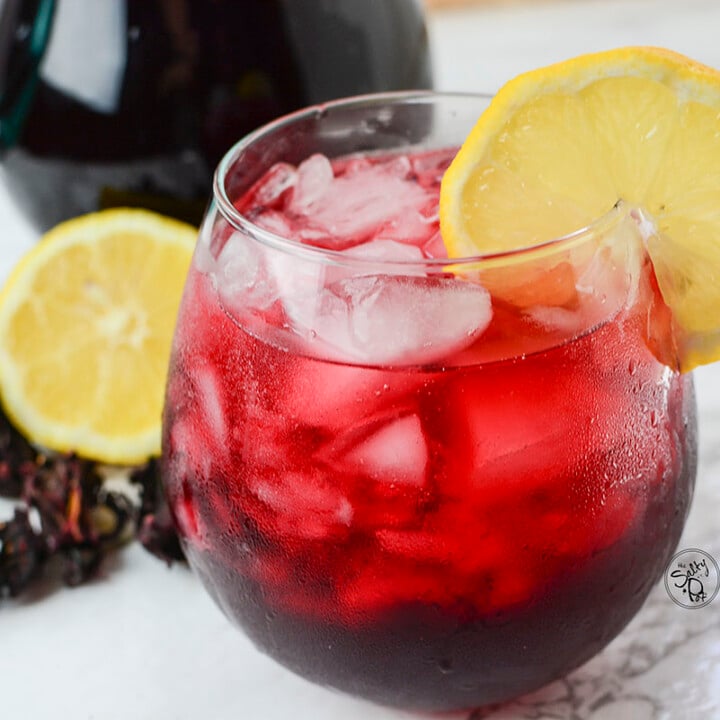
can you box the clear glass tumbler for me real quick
[161,92,697,712]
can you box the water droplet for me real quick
[437,658,454,674]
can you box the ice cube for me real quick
[249,470,353,539]
[235,161,298,213]
[283,239,425,311]
[296,226,334,245]
[193,366,228,447]
[287,274,492,365]
[345,414,428,486]
[216,230,277,315]
[253,209,292,237]
[168,416,213,483]
[422,231,448,259]
[336,156,373,176]
[283,359,421,431]
[525,305,586,335]
[574,238,640,316]
[375,210,438,245]
[288,154,334,214]
[409,147,456,187]
[263,243,325,326]
[287,154,433,246]
[527,241,640,338]
[193,220,220,274]
[436,349,630,503]
[381,154,412,179]
[343,238,425,263]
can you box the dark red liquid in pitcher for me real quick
[0,0,431,228]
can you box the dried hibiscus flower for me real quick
[0,409,184,599]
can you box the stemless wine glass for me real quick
[161,93,697,712]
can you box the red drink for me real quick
[161,95,696,711]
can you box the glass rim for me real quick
[212,90,625,269]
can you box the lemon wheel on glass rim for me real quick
[0,208,196,465]
[440,46,720,371]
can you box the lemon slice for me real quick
[440,46,720,371]
[0,209,196,464]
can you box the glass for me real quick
[161,93,697,712]
[0,0,432,229]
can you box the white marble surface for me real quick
[1,1,720,718]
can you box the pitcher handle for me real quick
[0,0,55,150]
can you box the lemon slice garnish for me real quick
[440,47,720,371]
